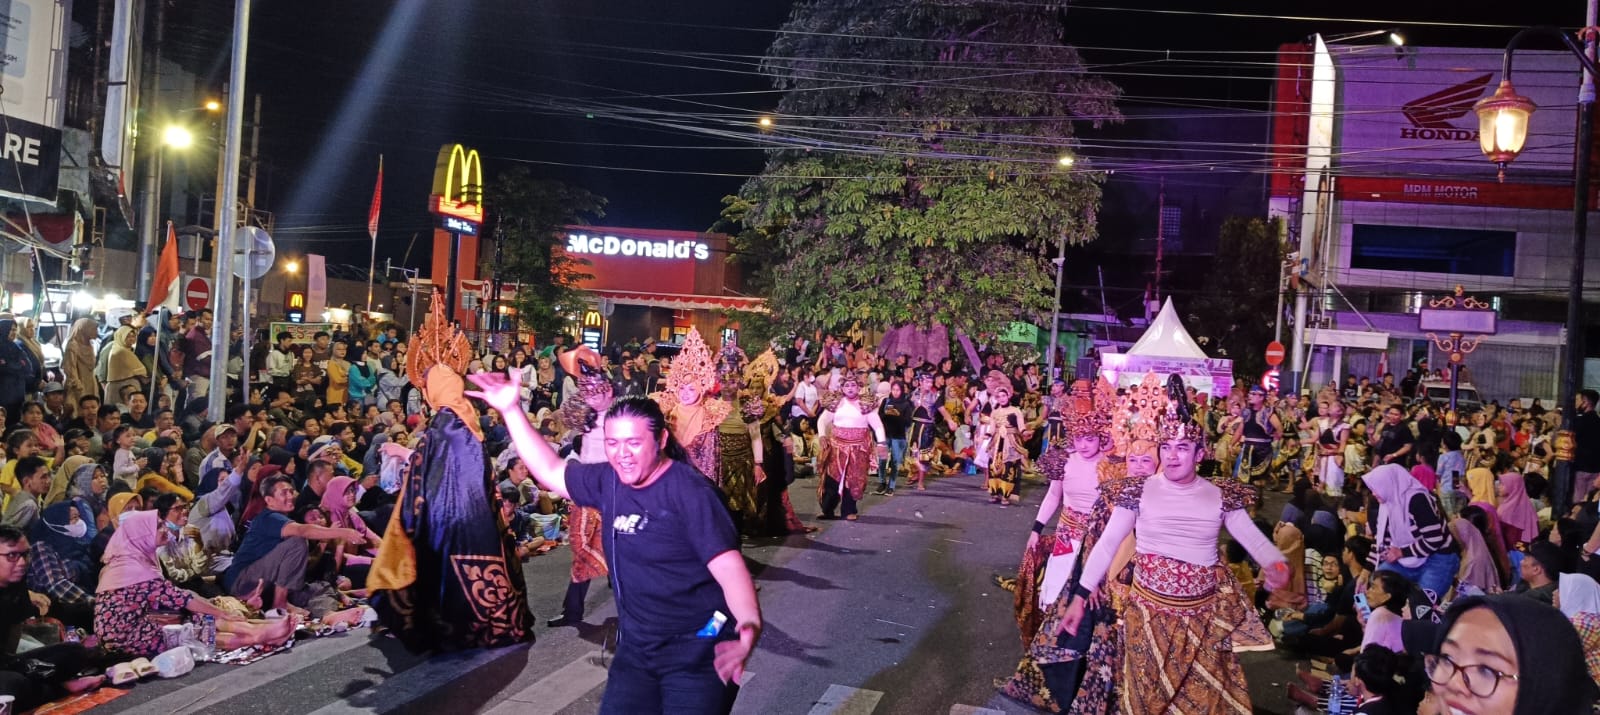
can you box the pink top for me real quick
[1362,607,1405,652]
[97,511,166,592]
[1410,463,1438,492]
[1077,475,1284,594]
[1059,455,1102,516]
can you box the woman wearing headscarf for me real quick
[62,318,100,411]
[134,325,158,381]
[319,475,380,584]
[1451,515,1503,596]
[1557,572,1600,691]
[92,490,139,563]
[1426,594,1597,715]
[45,454,94,508]
[1363,463,1461,604]
[65,460,107,531]
[1494,471,1539,548]
[27,502,98,625]
[1463,465,1499,507]
[102,325,147,407]
[1462,502,1512,587]
[93,511,292,657]
[0,318,34,427]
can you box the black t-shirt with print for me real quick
[566,459,739,642]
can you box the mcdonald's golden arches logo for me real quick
[582,310,603,328]
[287,291,305,309]
[430,144,484,225]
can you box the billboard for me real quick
[1331,46,1582,181]
[0,0,72,203]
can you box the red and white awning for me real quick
[588,289,766,313]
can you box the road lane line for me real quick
[949,705,1005,715]
[807,684,884,714]
[120,633,373,715]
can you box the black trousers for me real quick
[0,642,90,711]
[819,476,857,517]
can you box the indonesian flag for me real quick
[367,155,383,241]
[145,222,181,312]
[1376,350,1390,379]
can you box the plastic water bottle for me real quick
[201,615,218,661]
[1327,675,1344,714]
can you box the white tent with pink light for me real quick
[1097,298,1234,398]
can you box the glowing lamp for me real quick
[163,126,194,149]
[1474,80,1535,180]
[1057,155,1075,167]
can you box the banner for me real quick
[1098,353,1235,399]
[306,254,326,320]
[267,322,335,345]
[0,0,73,203]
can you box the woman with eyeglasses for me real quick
[1426,594,1597,714]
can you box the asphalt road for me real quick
[88,468,1303,715]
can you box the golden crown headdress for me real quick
[1113,372,1167,456]
[1063,378,1115,439]
[409,290,473,391]
[743,348,780,392]
[665,326,716,395]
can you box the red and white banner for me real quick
[146,222,181,311]
[367,155,383,241]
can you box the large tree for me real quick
[1184,216,1284,380]
[484,166,606,340]
[732,0,1119,341]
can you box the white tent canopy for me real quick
[1126,298,1208,359]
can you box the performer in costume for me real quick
[369,294,534,651]
[984,372,1028,506]
[816,369,887,521]
[747,350,812,535]
[999,378,1119,712]
[1233,384,1281,486]
[1057,375,1289,715]
[653,327,730,482]
[905,369,948,490]
[713,341,763,530]
[547,345,611,628]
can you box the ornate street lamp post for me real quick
[1420,286,1496,411]
[1476,24,1600,513]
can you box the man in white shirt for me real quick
[791,367,820,424]
[267,332,296,391]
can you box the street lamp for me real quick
[284,259,299,274]
[162,125,194,149]
[1477,25,1600,514]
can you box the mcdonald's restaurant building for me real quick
[559,226,764,349]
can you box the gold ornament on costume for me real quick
[409,291,472,392]
[1063,378,1114,440]
[744,349,781,391]
[664,326,717,396]
[1112,372,1167,456]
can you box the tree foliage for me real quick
[484,165,606,340]
[730,0,1120,341]
[1184,216,1284,379]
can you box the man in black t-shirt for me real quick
[472,369,760,715]
[1373,406,1415,468]
[0,526,97,709]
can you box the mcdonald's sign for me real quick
[430,144,484,225]
[582,309,603,328]
[285,290,306,323]
[287,291,305,309]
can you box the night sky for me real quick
[170,1,1581,273]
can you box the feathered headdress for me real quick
[1063,378,1115,440]
[409,291,472,392]
[664,326,717,396]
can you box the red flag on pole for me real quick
[146,222,181,311]
[367,155,383,241]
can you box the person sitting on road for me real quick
[94,510,293,658]
[223,473,366,615]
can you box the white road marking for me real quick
[121,633,372,715]
[807,684,885,714]
[949,705,1006,715]
[485,654,612,715]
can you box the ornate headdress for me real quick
[408,291,472,392]
[743,349,780,393]
[408,291,481,440]
[1156,374,1206,443]
[664,326,716,396]
[836,367,864,389]
[558,345,612,404]
[983,370,1013,403]
[716,341,750,390]
[1112,372,1166,455]
[1063,378,1115,440]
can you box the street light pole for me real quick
[1477,16,1599,514]
[207,0,251,421]
[1045,234,1066,382]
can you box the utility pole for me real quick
[207,0,251,421]
[1153,177,1165,312]
[135,0,166,300]
[246,94,262,210]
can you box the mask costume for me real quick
[547,346,611,627]
[815,368,887,521]
[369,294,534,651]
